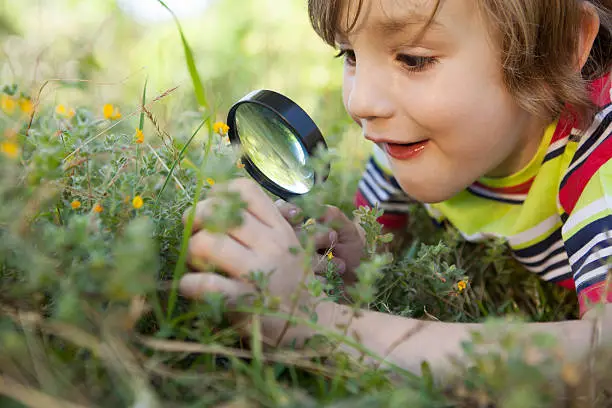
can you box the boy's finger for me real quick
[182,204,198,230]
[319,205,365,242]
[274,199,304,226]
[228,210,275,250]
[188,229,253,279]
[332,257,346,275]
[318,205,350,228]
[189,199,274,249]
[218,178,287,229]
[182,198,220,233]
[179,272,256,308]
[314,228,337,250]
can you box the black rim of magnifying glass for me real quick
[227,90,330,201]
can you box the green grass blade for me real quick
[166,172,205,320]
[251,315,263,373]
[139,76,148,131]
[154,118,208,206]
[135,77,148,197]
[156,0,208,110]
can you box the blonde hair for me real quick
[308,0,612,127]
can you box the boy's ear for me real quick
[577,2,601,71]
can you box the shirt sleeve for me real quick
[559,73,612,316]
[354,144,414,229]
[561,157,612,317]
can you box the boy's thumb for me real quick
[180,273,255,308]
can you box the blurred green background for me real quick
[0,0,369,159]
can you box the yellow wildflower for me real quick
[213,121,230,135]
[327,251,334,261]
[134,128,144,144]
[457,280,467,292]
[206,178,215,186]
[132,195,144,209]
[303,218,316,228]
[1,94,16,115]
[19,98,33,114]
[93,204,103,213]
[103,104,122,120]
[71,200,82,210]
[102,104,112,118]
[55,104,75,118]
[0,141,19,159]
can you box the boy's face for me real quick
[338,0,549,202]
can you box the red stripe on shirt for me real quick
[551,112,575,143]
[472,177,535,195]
[557,278,575,290]
[559,137,612,213]
[578,279,612,317]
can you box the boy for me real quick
[180,0,612,376]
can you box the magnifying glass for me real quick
[226,90,330,201]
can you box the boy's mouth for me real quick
[384,140,429,160]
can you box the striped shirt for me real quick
[355,73,612,317]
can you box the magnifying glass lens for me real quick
[234,103,314,194]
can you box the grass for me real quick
[0,5,611,408]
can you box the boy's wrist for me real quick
[280,297,339,346]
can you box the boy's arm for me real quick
[314,301,608,377]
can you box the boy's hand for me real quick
[179,178,324,347]
[274,200,366,287]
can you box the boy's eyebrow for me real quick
[375,14,445,36]
[334,12,445,44]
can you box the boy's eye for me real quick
[396,54,437,72]
[334,50,437,73]
[335,49,356,66]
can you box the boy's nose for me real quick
[346,64,394,122]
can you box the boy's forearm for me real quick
[316,301,476,375]
[315,301,602,378]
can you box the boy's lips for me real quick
[383,140,429,160]
[364,135,429,160]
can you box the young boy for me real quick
[180,0,612,376]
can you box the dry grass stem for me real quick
[0,375,91,408]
